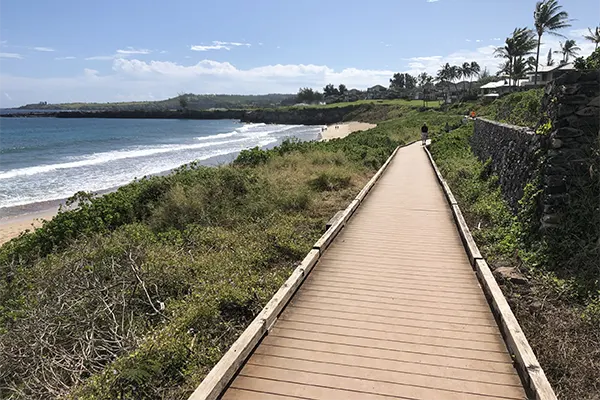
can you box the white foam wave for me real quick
[0,137,279,209]
[0,139,244,180]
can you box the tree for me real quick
[296,87,323,104]
[574,47,600,70]
[323,84,339,97]
[583,26,600,50]
[495,28,537,86]
[547,48,555,66]
[338,84,348,95]
[405,74,417,89]
[461,62,472,89]
[389,73,406,90]
[417,72,433,87]
[469,61,481,91]
[533,0,571,84]
[479,67,490,80]
[512,57,533,82]
[436,63,451,99]
[555,39,581,62]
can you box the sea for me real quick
[0,117,322,215]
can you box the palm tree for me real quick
[533,0,571,84]
[461,62,472,93]
[555,39,581,63]
[437,63,453,101]
[512,57,533,83]
[449,65,461,94]
[470,61,481,81]
[494,28,536,87]
[583,26,600,49]
[547,48,555,66]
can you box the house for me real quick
[521,62,575,87]
[479,79,529,97]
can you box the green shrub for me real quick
[233,146,270,166]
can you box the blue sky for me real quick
[0,0,598,107]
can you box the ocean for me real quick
[0,118,321,213]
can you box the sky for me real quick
[0,0,598,107]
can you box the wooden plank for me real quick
[237,364,515,400]
[246,354,526,399]
[254,344,523,387]
[312,199,359,253]
[451,204,482,265]
[260,249,319,331]
[262,335,519,375]
[424,147,458,205]
[424,144,556,399]
[325,210,344,230]
[475,259,557,400]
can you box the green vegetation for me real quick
[429,123,600,400]
[18,94,295,111]
[479,88,544,127]
[1,105,465,399]
[574,47,600,70]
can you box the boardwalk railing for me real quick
[424,146,556,400]
[188,144,403,400]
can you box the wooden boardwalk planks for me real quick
[220,143,527,400]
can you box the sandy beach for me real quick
[320,121,376,141]
[0,207,59,245]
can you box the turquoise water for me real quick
[0,118,321,210]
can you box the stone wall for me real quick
[471,70,599,232]
[539,70,600,229]
[470,118,542,211]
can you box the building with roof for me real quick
[521,62,575,87]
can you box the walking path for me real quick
[219,143,527,399]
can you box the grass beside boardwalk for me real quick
[1,107,462,399]
[429,124,600,400]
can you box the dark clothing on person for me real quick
[421,124,429,145]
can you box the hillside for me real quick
[17,93,296,111]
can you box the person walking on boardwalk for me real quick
[421,123,429,145]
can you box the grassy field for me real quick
[287,98,443,109]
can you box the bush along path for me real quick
[429,123,600,400]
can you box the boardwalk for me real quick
[220,143,527,400]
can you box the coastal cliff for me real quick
[1,103,396,125]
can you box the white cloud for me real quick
[0,52,23,59]
[55,56,76,60]
[190,44,229,51]
[190,41,250,51]
[4,92,12,100]
[492,38,502,41]
[475,39,482,43]
[427,0,440,2]
[84,68,99,77]
[466,39,472,42]
[85,54,124,61]
[33,47,55,52]
[405,46,498,77]
[116,47,151,55]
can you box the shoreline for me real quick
[0,129,321,245]
[320,121,376,141]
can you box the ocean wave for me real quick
[0,138,245,179]
[0,137,279,209]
